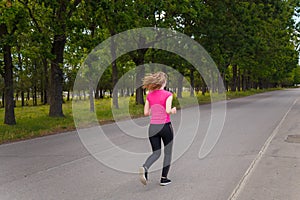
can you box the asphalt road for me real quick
[0,89,300,200]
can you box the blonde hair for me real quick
[143,72,167,91]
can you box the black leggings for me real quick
[143,122,174,178]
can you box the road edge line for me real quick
[227,98,298,200]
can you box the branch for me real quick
[19,0,42,33]
[67,0,82,19]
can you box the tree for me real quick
[0,23,16,124]
[199,0,299,91]
[130,0,177,104]
[21,0,82,117]
[48,0,81,117]
[293,66,300,85]
[0,0,27,124]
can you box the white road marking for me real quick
[228,98,298,200]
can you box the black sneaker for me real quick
[139,166,148,185]
[160,178,171,186]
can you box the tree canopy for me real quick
[0,0,299,124]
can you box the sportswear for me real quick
[146,90,172,124]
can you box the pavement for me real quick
[229,94,300,200]
[0,88,299,200]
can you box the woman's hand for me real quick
[171,107,176,114]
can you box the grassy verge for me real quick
[0,88,281,144]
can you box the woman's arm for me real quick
[166,95,176,114]
[144,99,151,116]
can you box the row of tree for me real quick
[0,0,300,125]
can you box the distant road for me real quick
[0,88,299,200]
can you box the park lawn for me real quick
[0,88,281,144]
[0,103,74,144]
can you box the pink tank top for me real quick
[146,90,172,124]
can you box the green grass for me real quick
[0,88,281,144]
[0,103,74,143]
[226,88,282,99]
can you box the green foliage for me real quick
[293,66,300,84]
[0,0,299,128]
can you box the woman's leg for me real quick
[161,123,174,178]
[143,125,162,170]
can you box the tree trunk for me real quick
[89,84,95,112]
[33,85,37,106]
[3,40,16,125]
[111,36,119,109]
[126,88,130,96]
[1,22,16,125]
[21,91,25,107]
[95,84,100,99]
[48,0,74,116]
[67,90,70,101]
[41,90,44,104]
[33,62,37,106]
[210,70,217,93]
[199,76,206,95]
[42,58,48,104]
[131,35,149,105]
[78,91,81,100]
[190,68,195,97]
[99,88,104,99]
[1,91,4,108]
[231,64,237,92]
[219,72,226,94]
[27,91,30,101]
[86,58,95,112]
[237,68,241,91]
[17,45,25,106]
[94,89,98,99]
[135,65,145,105]
[49,34,66,117]
[242,70,249,91]
[177,75,183,98]
[247,74,251,90]
[132,48,148,105]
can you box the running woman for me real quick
[139,72,176,186]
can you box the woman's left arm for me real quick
[144,99,151,116]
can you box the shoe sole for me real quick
[139,167,147,185]
[160,182,171,186]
